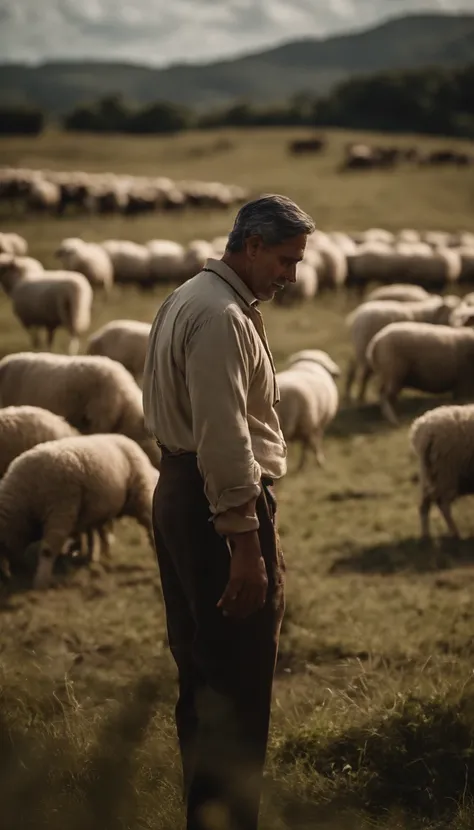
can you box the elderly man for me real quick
[142,193,315,830]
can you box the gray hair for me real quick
[226,194,315,253]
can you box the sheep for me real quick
[328,232,358,257]
[397,229,420,244]
[85,319,151,385]
[181,240,216,282]
[0,259,93,354]
[0,405,78,479]
[275,349,340,471]
[55,238,114,295]
[147,240,186,284]
[0,352,161,469]
[0,253,43,276]
[101,240,151,284]
[27,178,60,212]
[457,248,474,283]
[410,404,474,540]
[307,232,347,290]
[0,232,27,256]
[0,433,158,589]
[365,284,430,303]
[367,322,474,425]
[344,296,459,403]
[346,249,461,291]
[211,236,228,257]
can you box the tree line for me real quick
[2,63,474,139]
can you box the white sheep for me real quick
[344,296,459,403]
[0,232,28,256]
[147,239,186,284]
[0,351,161,469]
[410,404,474,539]
[101,240,151,284]
[0,259,93,354]
[365,284,430,303]
[56,238,114,295]
[367,322,474,424]
[85,319,151,385]
[276,349,340,471]
[347,249,461,291]
[0,433,158,589]
[181,240,216,282]
[307,231,347,290]
[0,405,78,478]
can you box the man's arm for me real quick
[185,309,262,536]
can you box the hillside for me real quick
[1,12,474,113]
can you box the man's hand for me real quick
[217,531,268,619]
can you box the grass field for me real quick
[2,127,474,830]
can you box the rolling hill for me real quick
[1,12,474,114]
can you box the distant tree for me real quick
[0,106,44,135]
[126,101,191,134]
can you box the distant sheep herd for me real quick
[1,224,474,590]
[0,167,249,217]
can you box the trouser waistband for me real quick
[157,443,274,487]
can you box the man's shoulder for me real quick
[173,269,249,324]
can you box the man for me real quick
[142,193,315,830]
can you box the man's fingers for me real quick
[217,578,243,610]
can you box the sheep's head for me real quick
[432,295,461,324]
[0,255,22,294]
[286,349,341,378]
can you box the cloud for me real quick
[0,0,471,65]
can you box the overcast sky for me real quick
[0,0,473,65]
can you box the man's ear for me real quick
[245,235,262,260]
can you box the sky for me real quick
[0,0,473,66]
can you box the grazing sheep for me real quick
[347,249,461,290]
[56,238,114,295]
[147,239,185,284]
[367,322,474,424]
[410,404,474,539]
[276,349,340,471]
[181,240,216,282]
[344,296,459,403]
[0,352,161,469]
[0,433,158,589]
[85,319,151,385]
[101,240,151,284]
[0,405,78,478]
[0,259,93,354]
[365,284,430,303]
[0,232,27,256]
[307,232,347,290]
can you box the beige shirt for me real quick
[142,258,287,535]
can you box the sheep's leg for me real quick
[309,430,326,468]
[28,327,41,350]
[419,493,432,539]
[68,336,80,356]
[357,365,372,403]
[344,359,357,402]
[379,383,399,426]
[46,327,56,351]
[436,498,460,539]
[296,442,307,473]
[93,525,113,563]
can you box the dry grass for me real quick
[1,127,474,829]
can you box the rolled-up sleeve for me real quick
[185,310,262,535]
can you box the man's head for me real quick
[223,194,315,301]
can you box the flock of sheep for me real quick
[1,223,474,591]
[0,167,248,216]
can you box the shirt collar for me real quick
[203,258,258,308]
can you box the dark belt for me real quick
[157,442,274,487]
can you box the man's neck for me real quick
[221,252,252,293]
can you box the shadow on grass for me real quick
[0,676,161,830]
[276,693,474,822]
[330,536,474,575]
[331,394,454,439]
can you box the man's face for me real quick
[245,233,307,301]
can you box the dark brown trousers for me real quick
[152,450,285,830]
